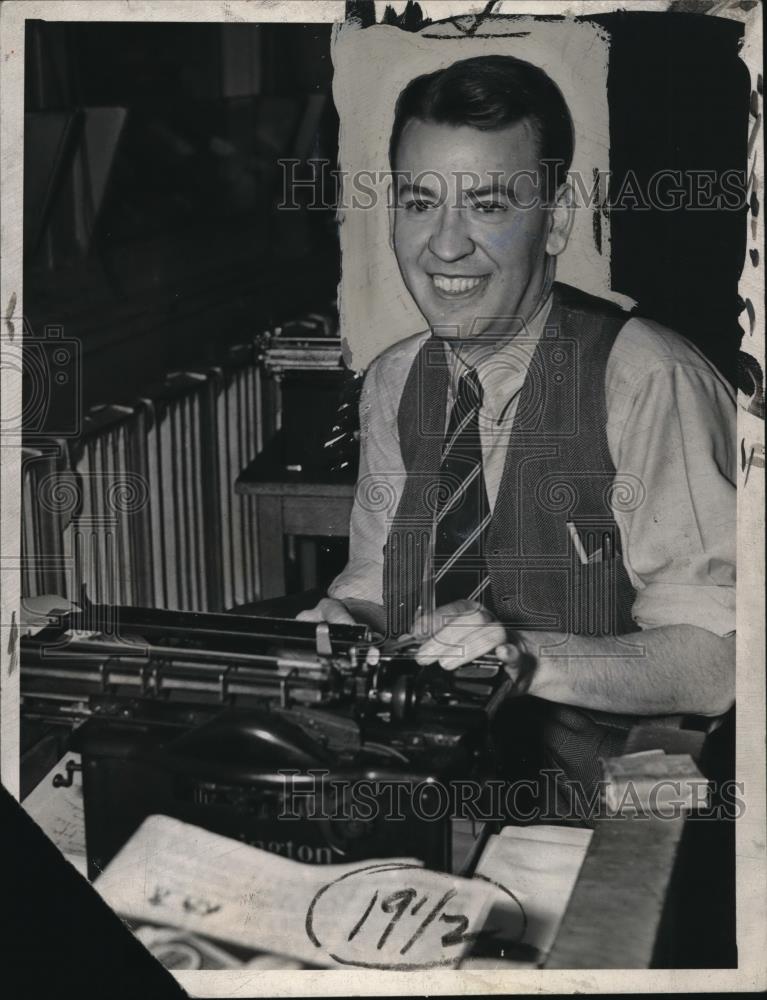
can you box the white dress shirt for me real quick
[329,296,736,637]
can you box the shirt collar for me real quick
[448,292,553,422]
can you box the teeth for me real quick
[432,275,484,294]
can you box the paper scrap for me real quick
[22,751,88,877]
[94,814,503,970]
[602,751,709,813]
[472,823,592,966]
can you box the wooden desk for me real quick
[545,726,725,969]
[545,811,687,969]
[235,432,355,599]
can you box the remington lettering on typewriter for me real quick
[20,591,512,880]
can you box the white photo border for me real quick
[1,1,763,995]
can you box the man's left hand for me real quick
[410,599,522,671]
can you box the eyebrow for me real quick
[468,181,512,199]
[396,179,515,200]
[397,181,439,199]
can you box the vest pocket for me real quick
[569,556,633,637]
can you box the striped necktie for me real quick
[431,367,492,609]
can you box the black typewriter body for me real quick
[21,604,506,878]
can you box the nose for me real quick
[428,205,475,262]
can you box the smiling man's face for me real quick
[392,117,554,341]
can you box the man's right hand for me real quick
[296,597,387,634]
[296,598,356,625]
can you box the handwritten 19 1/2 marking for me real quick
[348,886,467,955]
[305,862,526,970]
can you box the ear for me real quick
[545,178,575,257]
[386,176,396,252]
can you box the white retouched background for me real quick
[332,16,627,370]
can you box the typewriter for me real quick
[21,599,512,879]
[255,307,363,481]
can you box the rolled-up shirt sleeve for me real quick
[607,328,736,636]
[328,354,407,606]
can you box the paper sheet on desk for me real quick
[467,824,592,969]
[94,815,502,970]
[22,752,88,878]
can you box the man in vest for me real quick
[299,55,735,807]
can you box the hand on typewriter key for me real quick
[411,599,524,674]
[296,597,356,625]
[297,597,387,634]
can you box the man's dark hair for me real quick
[389,55,574,199]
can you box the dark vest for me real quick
[382,282,644,802]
